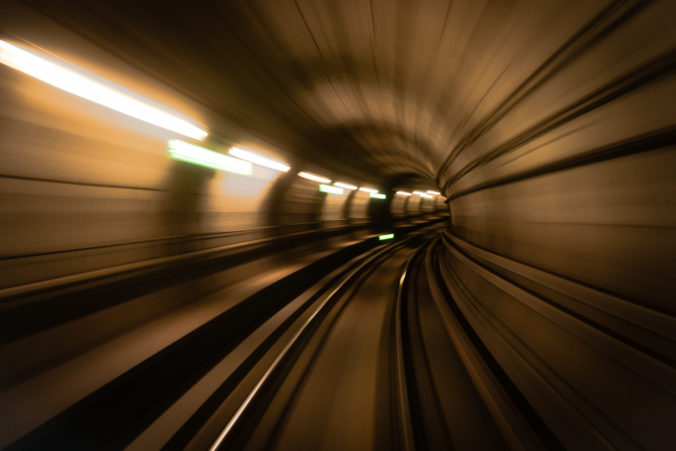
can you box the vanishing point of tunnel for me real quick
[0,1,674,450]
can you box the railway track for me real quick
[203,231,508,451]
[5,223,454,450]
[17,219,663,451]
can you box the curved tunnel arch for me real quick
[0,1,674,450]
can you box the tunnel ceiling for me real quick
[20,0,650,191]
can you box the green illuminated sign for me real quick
[168,140,252,174]
[319,184,344,194]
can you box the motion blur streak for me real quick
[0,39,208,140]
[168,140,252,174]
[319,184,344,195]
[0,0,674,450]
[298,171,331,183]
[228,147,290,172]
[334,182,358,190]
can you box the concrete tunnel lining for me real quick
[0,0,674,449]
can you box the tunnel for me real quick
[0,1,674,449]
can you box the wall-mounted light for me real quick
[370,193,386,199]
[228,147,290,172]
[319,184,344,195]
[298,171,331,183]
[379,233,394,240]
[334,182,357,190]
[0,40,208,140]
[168,140,251,174]
[420,193,433,199]
[359,187,378,193]
[427,190,441,195]
[396,191,412,196]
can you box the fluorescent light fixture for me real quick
[359,187,378,193]
[228,147,289,172]
[319,184,344,195]
[334,182,357,190]
[427,190,441,195]
[370,193,386,199]
[420,193,433,199]
[396,191,411,196]
[0,40,208,140]
[298,171,331,183]
[168,140,251,174]
[412,191,426,195]
[379,233,394,241]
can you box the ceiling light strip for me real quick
[334,182,357,190]
[359,187,378,193]
[298,171,331,183]
[228,147,290,172]
[0,40,208,140]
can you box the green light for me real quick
[370,192,386,199]
[319,184,344,194]
[168,140,251,175]
[379,233,395,241]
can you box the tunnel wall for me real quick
[393,194,446,218]
[438,2,676,448]
[419,197,435,214]
[441,0,675,311]
[0,79,388,290]
[0,81,282,289]
[448,150,674,309]
[0,4,281,288]
[0,10,350,289]
[390,193,408,217]
[0,6,440,290]
[348,190,370,223]
[0,68,435,291]
[319,189,345,223]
